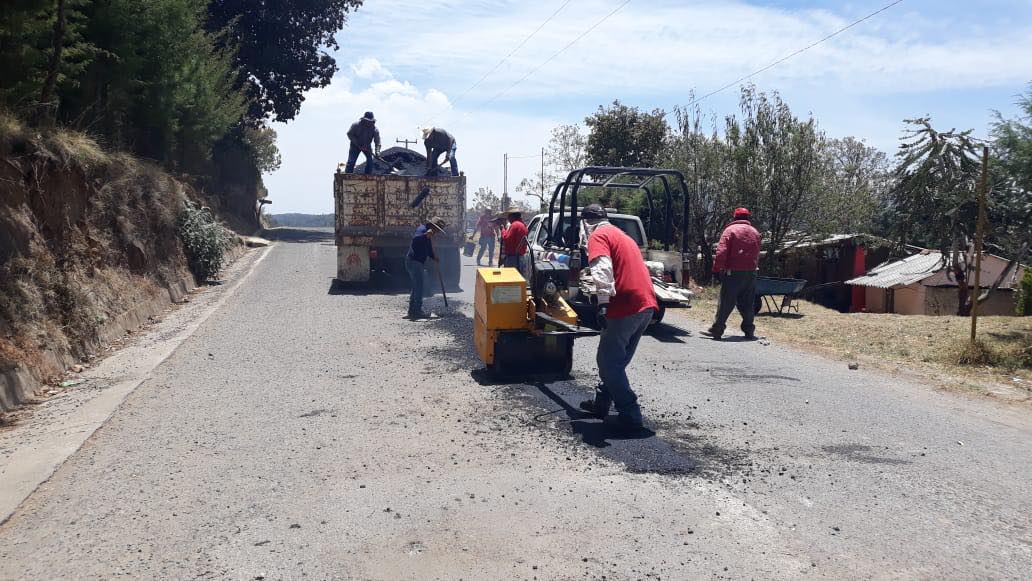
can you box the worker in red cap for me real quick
[701,207,762,340]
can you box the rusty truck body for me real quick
[334,171,466,288]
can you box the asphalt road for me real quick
[1,228,1030,579]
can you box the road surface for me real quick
[1,228,1030,579]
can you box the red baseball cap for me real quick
[733,207,751,219]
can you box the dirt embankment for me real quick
[0,115,233,411]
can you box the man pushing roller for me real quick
[577,204,658,432]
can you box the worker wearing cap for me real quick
[422,127,458,177]
[405,217,446,320]
[474,208,497,267]
[345,111,382,174]
[578,204,658,431]
[499,208,528,274]
[702,207,762,340]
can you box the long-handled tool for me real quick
[436,262,449,308]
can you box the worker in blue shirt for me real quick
[405,217,447,319]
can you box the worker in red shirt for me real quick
[577,204,658,431]
[499,208,528,273]
[702,207,762,340]
[474,208,497,267]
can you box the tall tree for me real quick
[667,103,732,280]
[205,0,364,123]
[989,83,1032,259]
[516,124,587,207]
[817,137,891,235]
[471,186,499,211]
[584,100,668,168]
[729,86,825,269]
[888,117,982,314]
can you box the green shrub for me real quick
[1017,269,1032,316]
[178,200,231,281]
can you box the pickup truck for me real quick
[525,209,692,323]
[333,170,465,288]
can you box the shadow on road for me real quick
[647,322,691,344]
[261,227,334,243]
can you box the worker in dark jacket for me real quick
[422,127,458,176]
[702,207,762,340]
[405,217,446,320]
[577,204,658,431]
[345,111,381,174]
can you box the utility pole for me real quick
[970,146,990,343]
[540,147,545,210]
[501,153,510,211]
[396,138,418,150]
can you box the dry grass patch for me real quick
[679,288,1031,397]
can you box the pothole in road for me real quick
[821,444,912,465]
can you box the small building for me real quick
[767,234,894,312]
[846,250,1025,316]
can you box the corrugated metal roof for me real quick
[846,251,944,289]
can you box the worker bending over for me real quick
[405,217,447,320]
[499,208,528,274]
[702,207,762,340]
[345,111,381,174]
[578,204,658,431]
[422,127,458,176]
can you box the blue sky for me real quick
[264,0,1032,214]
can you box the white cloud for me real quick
[336,0,1032,101]
[349,57,393,80]
[264,72,555,214]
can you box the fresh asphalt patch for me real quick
[424,306,753,478]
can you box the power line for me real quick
[682,0,906,109]
[422,1,573,126]
[472,0,632,112]
[450,0,574,108]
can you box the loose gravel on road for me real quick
[1,228,1030,579]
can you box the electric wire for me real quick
[450,0,574,108]
[471,0,633,113]
[682,0,906,109]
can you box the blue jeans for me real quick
[593,308,653,424]
[477,236,495,266]
[345,144,373,174]
[428,143,459,176]
[405,259,425,315]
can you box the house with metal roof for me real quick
[846,250,1025,315]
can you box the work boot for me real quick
[407,311,431,320]
[578,399,606,419]
[699,328,722,340]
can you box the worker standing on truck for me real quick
[701,207,762,340]
[474,208,497,267]
[422,127,458,177]
[405,217,447,320]
[499,208,528,273]
[345,111,381,174]
[577,204,657,431]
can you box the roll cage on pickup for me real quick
[542,166,691,259]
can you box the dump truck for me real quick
[334,169,466,288]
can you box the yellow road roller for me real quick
[474,261,597,378]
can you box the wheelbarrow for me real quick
[754,276,806,314]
